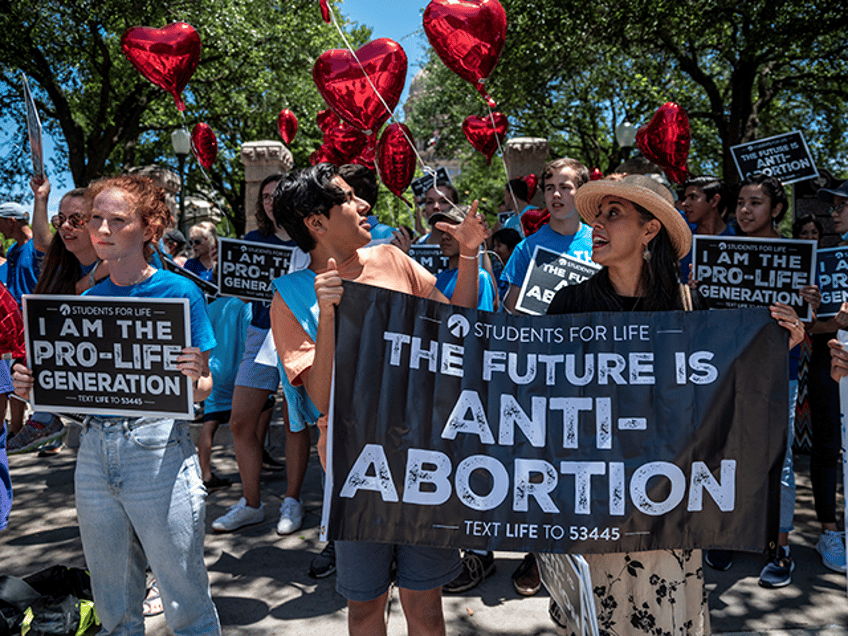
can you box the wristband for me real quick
[459,253,478,260]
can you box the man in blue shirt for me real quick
[501,158,593,314]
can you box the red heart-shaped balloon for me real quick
[191,122,217,169]
[635,102,690,184]
[319,0,331,23]
[423,0,506,107]
[377,123,416,198]
[523,173,538,199]
[121,22,201,112]
[313,38,407,135]
[310,145,342,166]
[316,109,339,133]
[590,167,604,181]
[462,112,508,164]
[323,123,369,163]
[277,109,298,145]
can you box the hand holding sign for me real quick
[315,257,344,316]
[11,362,34,401]
[434,200,490,256]
[799,285,822,311]
[770,301,805,349]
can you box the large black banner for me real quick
[692,235,816,320]
[817,247,848,318]
[23,295,193,418]
[515,246,601,315]
[218,238,295,302]
[323,281,788,554]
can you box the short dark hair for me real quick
[426,180,458,204]
[506,178,529,202]
[339,164,378,207]
[256,173,283,237]
[683,175,731,218]
[492,227,521,250]
[542,158,590,191]
[792,213,823,240]
[739,173,789,222]
[272,163,346,252]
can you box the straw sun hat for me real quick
[574,174,692,260]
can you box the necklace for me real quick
[122,266,154,286]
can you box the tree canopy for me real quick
[406,0,848,200]
[0,0,369,233]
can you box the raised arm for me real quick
[434,200,489,308]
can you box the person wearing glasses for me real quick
[821,181,848,244]
[185,221,218,282]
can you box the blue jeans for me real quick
[779,380,798,534]
[75,417,220,636]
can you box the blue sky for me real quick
[5,1,431,211]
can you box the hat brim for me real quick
[575,180,692,260]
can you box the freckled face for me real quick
[88,188,150,261]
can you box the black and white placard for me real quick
[217,238,295,302]
[515,246,601,315]
[816,247,848,319]
[23,295,192,418]
[409,244,451,276]
[730,131,818,184]
[410,167,452,199]
[692,235,816,320]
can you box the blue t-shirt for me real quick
[435,267,495,311]
[184,257,215,282]
[242,231,297,330]
[368,215,396,240]
[84,269,216,353]
[5,239,44,306]
[502,204,537,238]
[501,223,593,289]
[204,297,251,414]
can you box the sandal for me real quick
[143,582,164,617]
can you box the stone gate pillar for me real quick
[503,138,550,208]
[240,141,293,235]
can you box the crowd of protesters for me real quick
[0,152,846,636]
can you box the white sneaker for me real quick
[211,497,265,532]
[276,497,304,535]
[816,530,847,573]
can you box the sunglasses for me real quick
[830,201,848,214]
[51,213,84,230]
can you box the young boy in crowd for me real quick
[269,163,488,636]
[501,158,593,314]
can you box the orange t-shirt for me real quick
[270,244,436,467]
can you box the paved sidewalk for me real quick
[1,425,845,635]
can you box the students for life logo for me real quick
[447,314,470,339]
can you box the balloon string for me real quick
[325,3,462,213]
[487,102,516,214]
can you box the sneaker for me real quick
[262,449,285,471]
[37,438,63,457]
[759,546,794,588]
[7,416,65,454]
[203,474,232,492]
[704,549,734,571]
[443,551,496,593]
[276,497,304,535]
[211,497,265,532]
[308,542,336,579]
[512,553,541,596]
[816,530,847,573]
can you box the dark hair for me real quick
[426,180,458,204]
[738,173,788,222]
[792,214,823,240]
[272,163,346,252]
[542,158,590,190]
[339,164,379,207]
[506,178,529,202]
[256,173,283,237]
[683,175,731,218]
[85,175,172,260]
[492,227,521,250]
[33,232,83,295]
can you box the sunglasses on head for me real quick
[51,213,84,230]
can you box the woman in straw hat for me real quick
[543,174,804,635]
